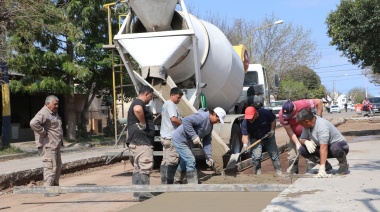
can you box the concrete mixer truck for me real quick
[103,0,275,173]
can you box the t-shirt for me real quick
[127,99,155,145]
[241,108,275,139]
[279,99,317,137]
[300,116,346,145]
[160,100,181,139]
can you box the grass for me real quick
[66,135,114,146]
[0,145,23,156]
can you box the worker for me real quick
[172,107,226,184]
[127,85,155,201]
[30,95,63,197]
[241,106,282,175]
[159,87,183,184]
[296,108,350,177]
[279,99,323,174]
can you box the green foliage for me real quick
[279,66,325,99]
[278,79,308,100]
[0,145,23,155]
[326,0,380,73]
[347,87,367,103]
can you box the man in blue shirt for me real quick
[172,107,226,184]
[241,106,282,175]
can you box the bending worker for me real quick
[172,107,226,184]
[241,106,282,175]
[296,108,350,177]
[30,95,63,197]
[127,85,155,201]
[159,87,183,184]
[279,99,323,174]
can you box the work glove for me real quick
[296,142,302,152]
[240,144,248,154]
[192,136,202,146]
[317,165,332,178]
[304,140,317,154]
[206,158,214,167]
[267,130,275,138]
[136,123,146,131]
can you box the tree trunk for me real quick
[65,92,76,140]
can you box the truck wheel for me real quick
[230,123,242,154]
[236,100,248,114]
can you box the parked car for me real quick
[270,100,287,118]
[348,103,354,111]
[368,97,380,114]
[330,105,341,113]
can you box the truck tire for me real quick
[236,100,248,114]
[230,123,242,154]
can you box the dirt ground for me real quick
[1,118,379,211]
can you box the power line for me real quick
[313,64,351,69]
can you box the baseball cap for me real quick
[244,106,257,119]
[282,100,294,119]
[214,107,226,124]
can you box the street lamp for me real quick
[250,20,284,62]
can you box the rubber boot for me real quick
[186,170,198,184]
[138,173,154,201]
[132,172,140,200]
[272,160,282,176]
[336,155,349,175]
[325,160,333,171]
[167,165,177,184]
[306,159,317,172]
[174,169,186,184]
[253,161,261,175]
[160,164,168,184]
[288,159,299,174]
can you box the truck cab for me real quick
[235,64,270,114]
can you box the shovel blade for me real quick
[224,153,241,170]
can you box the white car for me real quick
[270,100,287,117]
[330,105,341,113]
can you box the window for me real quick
[243,72,258,87]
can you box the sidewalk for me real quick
[264,138,380,211]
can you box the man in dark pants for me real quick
[127,85,155,201]
[344,103,348,112]
[296,108,350,177]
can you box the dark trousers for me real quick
[299,141,349,160]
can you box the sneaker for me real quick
[336,163,349,175]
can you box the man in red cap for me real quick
[279,99,324,174]
[241,106,282,175]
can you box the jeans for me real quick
[173,140,196,172]
[250,136,280,163]
[299,141,349,160]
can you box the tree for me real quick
[347,87,367,103]
[201,13,320,91]
[278,65,325,100]
[278,79,308,100]
[326,0,380,74]
[7,1,87,140]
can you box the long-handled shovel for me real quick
[224,134,269,171]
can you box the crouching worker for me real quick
[172,107,226,184]
[241,106,282,175]
[296,108,350,177]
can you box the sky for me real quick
[183,0,380,98]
